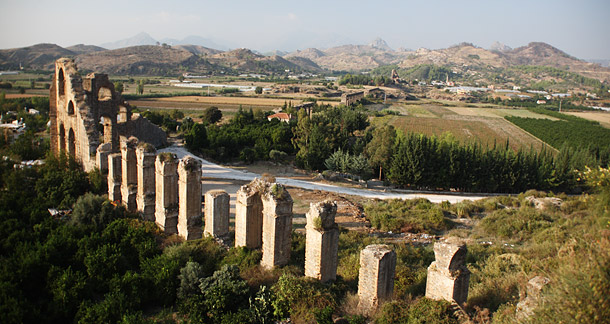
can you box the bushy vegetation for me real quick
[365,198,449,233]
[2,147,609,323]
[202,107,294,162]
[293,105,369,170]
[339,74,393,86]
[386,132,577,193]
[139,109,183,133]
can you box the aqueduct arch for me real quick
[49,58,167,171]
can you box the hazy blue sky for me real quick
[1,0,608,59]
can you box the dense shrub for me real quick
[365,198,450,233]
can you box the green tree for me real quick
[203,106,223,124]
[113,82,124,94]
[184,123,208,151]
[136,81,144,95]
[366,125,397,180]
[255,86,263,94]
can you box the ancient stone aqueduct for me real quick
[50,58,470,314]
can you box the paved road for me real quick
[159,145,486,203]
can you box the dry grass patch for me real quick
[566,111,610,128]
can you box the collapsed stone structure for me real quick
[154,153,179,234]
[235,178,293,269]
[204,190,230,238]
[515,276,550,321]
[178,156,203,240]
[425,240,470,305]
[107,136,203,240]
[50,58,166,172]
[341,91,365,106]
[305,200,339,282]
[357,244,397,316]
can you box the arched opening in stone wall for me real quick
[58,68,65,97]
[67,100,75,115]
[59,124,65,153]
[67,128,76,158]
[101,116,114,144]
[97,87,112,101]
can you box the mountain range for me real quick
[0,34,608,83]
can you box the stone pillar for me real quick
[178,156,202,240]
[96,143,111,173]
[357,244,397,316]
[515,276,550,321]
[425,240,470,306]
[120,137,138,212]
[136,143,157,221]
[107,153,122,202]
[235,182,263,248]
[305,200,339,282]
[260,184,293,269]
[204,190,230,238]
[155,153,179,234]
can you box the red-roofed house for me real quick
[267,113,294,123]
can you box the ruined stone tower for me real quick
[107,153,122,202]
[136,143,157,221]
[120,137,138,212]
[305,200,339,282]
[425,240,470,305]
[49,58,167,172]
[358,244,397,316]
[235,181,264,248]
[177,156,202,240]
[204,190,230,238]
[155,153,179,234]
[234,178,293,269]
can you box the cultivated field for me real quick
[375,105,550,151]
[566,111,610,128]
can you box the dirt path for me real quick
[159,144,487,204]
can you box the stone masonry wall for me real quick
[204,190,230,238]
[154,153,179,234]
[425,240,470,305]
[107,152,122,202]
[358,244,397,316]
[305,200,339,282]
[178,156,202,240]
[260,185,293,269]
[235,182,264,248]
[120,137,138,212]
[136,143,157,221]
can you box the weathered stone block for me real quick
[107,152,122,202]
[96,143,111,173]
[136,143,156,221]
[120,136,138,212]
[357,244,397,316]
[204,190,230,238]
[235,183,263,248]
[425,240,470,305]
[155,153,178,234]
[260,190,293,269]
[178,156,202,240]
[305,200,339,282]
[515,276,550,321]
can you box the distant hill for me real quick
[74,45,214,75]
[173,45,222,56]
[208,48,321,74]
[100,32,157,49]
[66,44,106,55]
[0,43,75,70]
[0,39,608,82]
